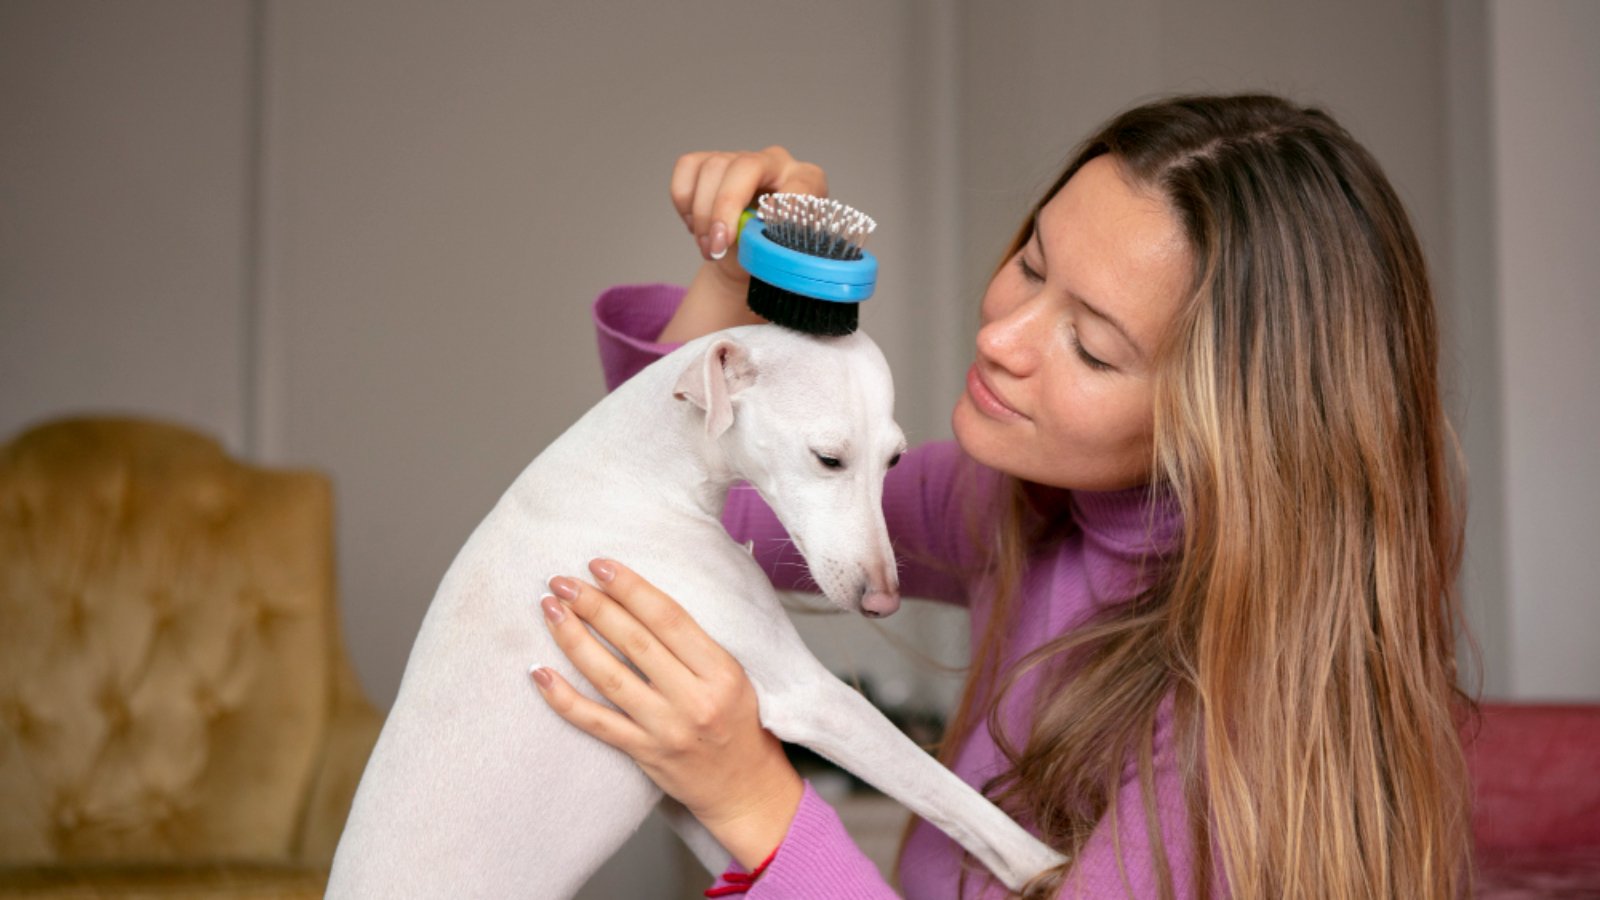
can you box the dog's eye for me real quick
[887,453,902,469]
[815,453,844,470]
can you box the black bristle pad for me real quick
[747,277,858,336]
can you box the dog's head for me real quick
[673,327,905,617]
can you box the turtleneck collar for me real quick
[1069,481,1184,556]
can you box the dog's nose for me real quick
[861,590,900,618]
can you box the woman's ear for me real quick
[672,338,757,438]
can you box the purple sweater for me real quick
[594,285,1218,898]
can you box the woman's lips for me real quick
[966,363,1027,420]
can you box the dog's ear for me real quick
[673,338,757,438]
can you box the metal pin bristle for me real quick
[756,193,877,261]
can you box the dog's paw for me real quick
[999,841,1069,892]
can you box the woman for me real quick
[530,94,1474,898]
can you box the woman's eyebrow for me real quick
[1076,294,1145,363]
[1031,216,1146,362]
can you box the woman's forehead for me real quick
[1036,157,1192,339]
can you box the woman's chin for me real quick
[951,397,1005,469]
[950,396,976,449]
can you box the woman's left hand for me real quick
[531,558,803,868]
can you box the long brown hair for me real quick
[930,95,1473,898]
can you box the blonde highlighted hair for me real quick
[931,95,1474,898]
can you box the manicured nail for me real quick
[540,595,566,624]
[548,577,579,601]
[530,665,554,689]
[708,220,729,260]
[590,559,616,582]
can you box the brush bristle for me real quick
[748,277,858,337]
[756,193,876,260]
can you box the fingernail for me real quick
[540,595,566,624]
[590,559,616,582]
[708,221,729,260]
[697,233,711,260]
[530,665,554,689]
[549,577,579,601]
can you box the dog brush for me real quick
[736,193,878,337]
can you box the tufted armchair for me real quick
[0,417,383,898]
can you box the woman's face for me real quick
[952,155,1194,492]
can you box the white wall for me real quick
[1446,0,1513,703]
[1489,0,1600,700]
[0,1,255,450]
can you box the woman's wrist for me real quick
[658,261,765,343]
[698,761,804,870]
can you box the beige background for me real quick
[4,1,1597,894]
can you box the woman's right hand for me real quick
[659,147,829,344]
[671,146,829,265]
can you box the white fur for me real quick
[326,325,1066,898]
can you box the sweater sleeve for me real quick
[593,282,688,391]
[593,285,985,605]
[721,763,1213,900]
[703,782,901,899]
[718,765,1213,900]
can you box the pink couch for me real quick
[1467,703,1600,897]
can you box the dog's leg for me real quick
[657,795,731,877]
[757,671,1068,892]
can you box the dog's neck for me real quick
[532,344,749,527]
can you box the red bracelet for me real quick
[703,846,780,897]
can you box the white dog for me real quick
[327,325,1065,897]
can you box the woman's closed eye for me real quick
[1070,328,1114,372]
[1017,253,1044,284]
[1019,253,1116,373]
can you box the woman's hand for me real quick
[531,558,803,869]
[672,145,828,264]
[660,146,829,343]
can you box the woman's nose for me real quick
[977,293,1047,376]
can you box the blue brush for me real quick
[737,193,878,337]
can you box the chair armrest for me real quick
[1466,702,1600,854]
[293,658,384,864]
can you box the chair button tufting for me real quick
[189,478,236,526]
[55,587,88,637]
[1,695,34,736]
[147,587,174,623]
[194,685,222,720]
[95,467,130,519]
[53,792,84,832]
[239,586,286,630]
[140,785,177,822]
[2,492,30,526]
[98,684,130,734]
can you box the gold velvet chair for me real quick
[0,416,382,898]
